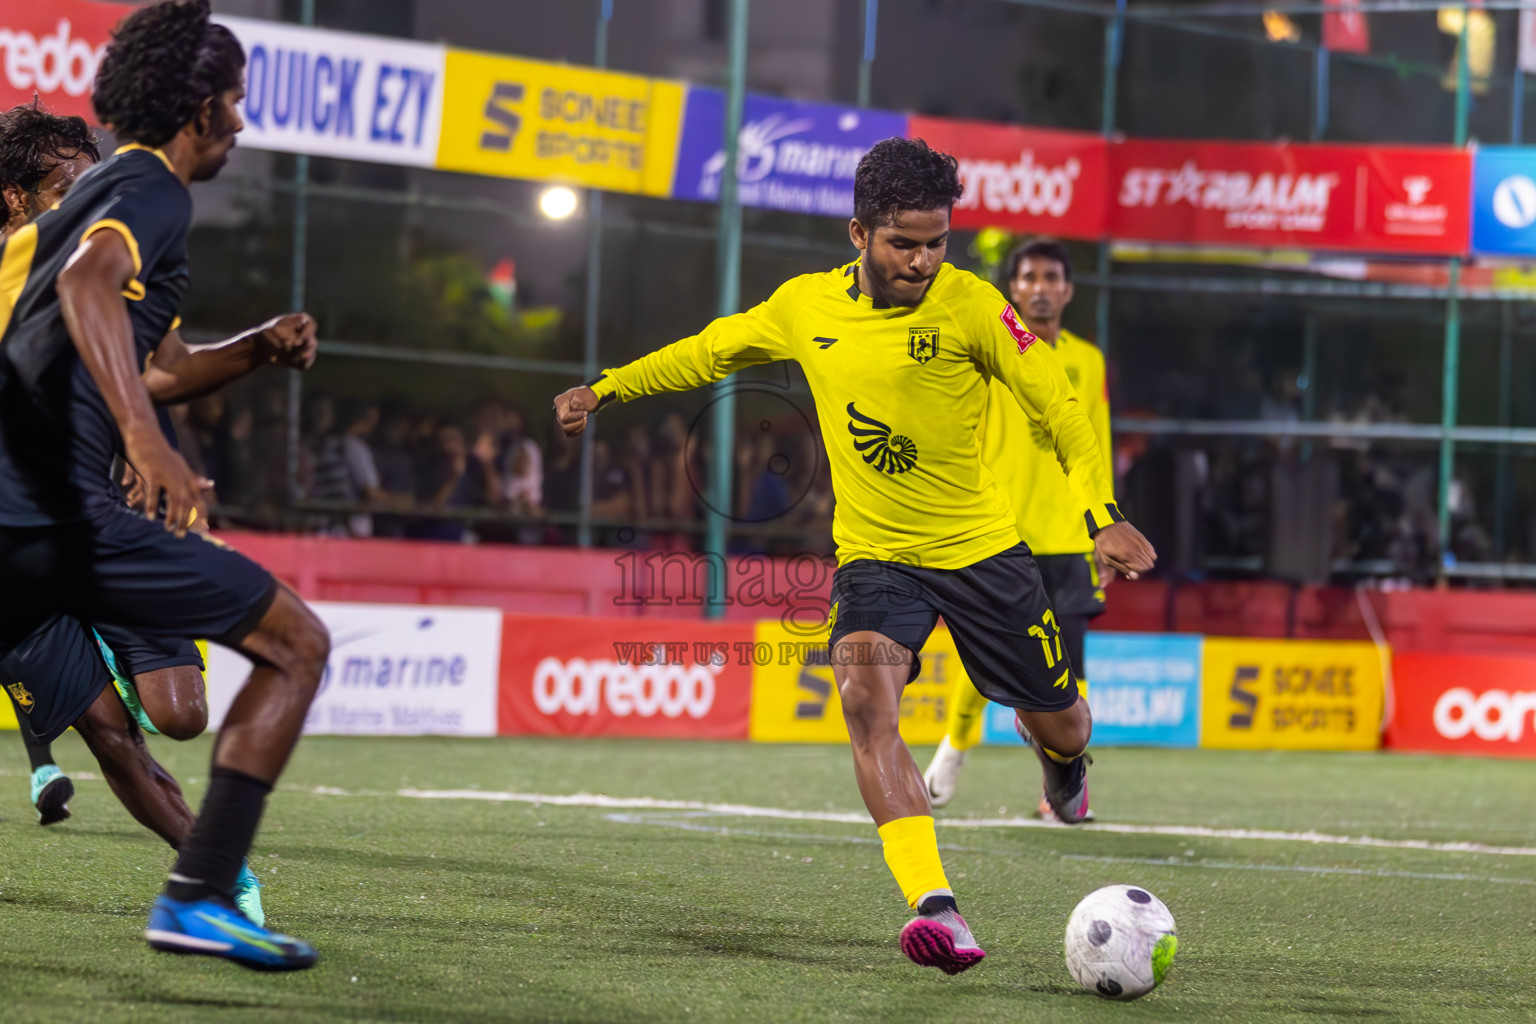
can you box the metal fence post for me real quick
[286,0,316,507]
[1094,0,1124,358]
[857,0,878,108]
[578,0,613,549]
[706,0,749,620]
[1438,5,1472,559]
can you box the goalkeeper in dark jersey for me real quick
[555,138,1156,975]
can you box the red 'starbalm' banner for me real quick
[498,614,754,740]
[1109,140,1470,255]
[0,1,126,123]
[1384,652,1536,759]
[910,116,1107,240]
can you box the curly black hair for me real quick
[853,137,964,228]
[0,99,100,192]
[92,0,245,148]
[999,238,1073,289]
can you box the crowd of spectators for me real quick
[176,393,835,552]
[175,377,1506,578]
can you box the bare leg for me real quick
[1016,696,1093,759]
[157,583,328,913]
[136,664,209,741]
[217,585,329,783]
[833,630,926,827]
[72,686,193,848]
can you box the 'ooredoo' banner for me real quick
[0,0,123,122]
[911,116,1106,240]
[1384,652,1536,758]
[1109,140,1470,255]
[499,614,753,739]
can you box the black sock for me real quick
[919,893,959,916]
[16,714,55,772]
[166,767,272,901]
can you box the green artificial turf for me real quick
[1,735,1533,1023]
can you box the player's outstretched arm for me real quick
[57,229,207,536]
[143,313,318,406]
[553,283,800,435]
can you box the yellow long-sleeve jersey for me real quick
[588,261,1123,570]
[979,328,1111,556]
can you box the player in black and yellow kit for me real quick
[924,240,1112,821]
[0,98,299,927]
[0,101,211,807]
[554,139,1157,974]
[0,0,329,969]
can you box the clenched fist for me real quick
[553,385,600,437]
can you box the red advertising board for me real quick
[911,115,1107,239]
[0,1,126,123]
[1108,140,1470,255]
[1384,652,1536,758]
[498,614,754,739]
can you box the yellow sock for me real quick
[944,677,989,751]
[878,815,951,908]
[1040,746,1076,764]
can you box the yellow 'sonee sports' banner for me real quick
[437,49,684,195]
[749,622,962,744]
[1200,638,1385,750]
[0,688,16,730]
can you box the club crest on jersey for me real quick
[6,681,34,711]
[847,402,918,475]
[907,327,939,365]
[1000,304,1038,353]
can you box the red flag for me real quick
[1323,0,1370,53]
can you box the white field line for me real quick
[600,811,1536,886]
[352,788,1536,859]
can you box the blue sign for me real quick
[1471,147,1536,256]
[672,89,908,218]
[981,632,1202,748]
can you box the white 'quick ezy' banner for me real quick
[205,602,503,736]
[216,16,447,167]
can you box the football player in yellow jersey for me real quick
[925,239,1111,821]
[554,139,1155,975]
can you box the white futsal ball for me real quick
[1064,884,1177,1000]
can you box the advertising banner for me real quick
[673,89,907,217]
[749,621,957,744]
[0,0,122,123]
[1199,638,1385,750]
[981,632,1202,747]
[206,603,502,736]
[499,614,753,739]
[437,49,684,196]
[909,116,1106,239]
[218,16,447,167]
[1109,140,1471,255]
[1471,147,1536,256]
[1384,652,1536,759]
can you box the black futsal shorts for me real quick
[828,543,1081,714]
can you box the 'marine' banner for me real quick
[910,116,1107,240]
[1109,140,1470,255]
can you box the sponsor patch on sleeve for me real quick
[1000,304,1038,354]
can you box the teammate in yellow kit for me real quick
[553,139,1155,975]
[924,240,1111,821]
